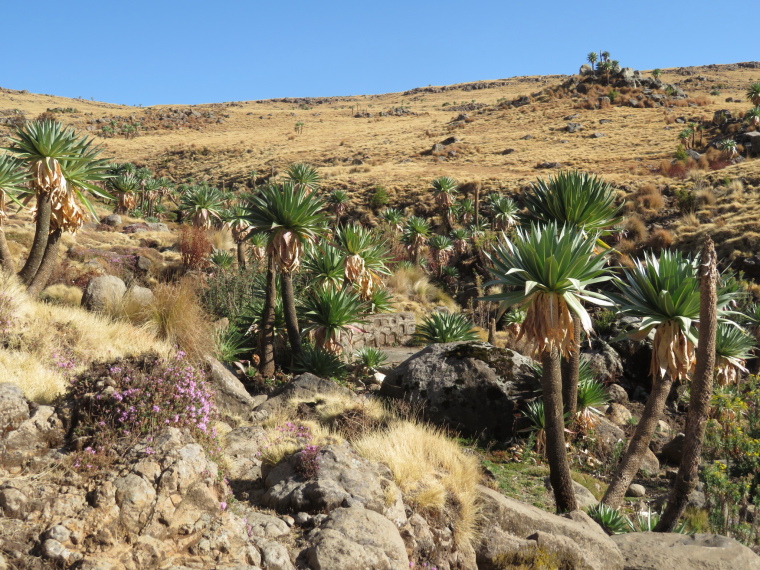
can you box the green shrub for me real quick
[369,186,389,210]
[413,312,480,344]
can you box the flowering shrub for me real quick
[258,422,321,478]
[66,352,220,470]
[295,444,321,479]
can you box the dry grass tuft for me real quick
[40,284,83,307]
[647,228,673,251]
[353,420,482,548]
[142,277,216,361]
[386,265,456,312]
[209,228,234,252]
[636,184,664,212]
[624,215,648,242]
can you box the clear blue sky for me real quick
[4,1,754,106]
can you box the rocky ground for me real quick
[2,346,760,569]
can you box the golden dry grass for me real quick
[0,273,171,403]
[353,420,482,548]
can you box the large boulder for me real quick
[304,506,409,570]
[380,342,538,440]
[254,373,356,417]
[81,275,126,313]
[477,485,624,570]
[262,443,406,526]
[0,383,29,433]
[204,356,257,417]
[611,532,760,569]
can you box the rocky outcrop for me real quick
[80,275,127,312]
[477,485,624,570]
[381,342,538,439]
[612,532,760,569]
[253,373,356,418]
[204,356,257,417]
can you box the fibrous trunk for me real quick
[542,347,578,512]
[0,220,15,274]
[237,241,247,270]
[18,193,52,284]
[26,229,62,297]
[602,373,674,507]
[280,272,302,361]
[656,237,718,531]
[258,256,277,376]
[561,312,581,424]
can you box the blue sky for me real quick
[4,1,754,106]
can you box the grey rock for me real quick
[242,511,290,539]
[205,356,256,417]
[545,477,598,509]
[0,383,29,432]
[123,286,154,311]
[580,64,593,75]
[45,524,71,543]
[381,342,538,439]
[661,434,685,464]
[146,222,170,232]
[0,487,27,518]
[607,383,629,404]
[263,443,405,526]
[520,134,533,140]
[686,149,702,161]
[224,425,265,480]
[81,275,126,313]
[136,255,152,272]
[640,447,660,476]
[102,214,122,226]
[254,373,355,416]
[114,473,156,533]
[306,506,409,570]
[612,532,760,569]
[591,132,606,138]
[477,486,624,570]
[260,541,295,570]
[598,96,611,105]
[626,484,646,498]
[1,405,64,465]
[606,403,633,427]
[584,340,623,384]
[566,122,584,133]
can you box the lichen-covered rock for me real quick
[262,443,406,526]
[381,342,538,439]
[477,485,624,570]
[305,506,409,569]
[611,532,760,569]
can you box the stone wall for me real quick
[352,312,416,349]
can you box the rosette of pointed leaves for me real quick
[484,222,613,357]
[223,204,252,243]
[334,223,391,298]
[488,194,519,230]
[380,208,404,232]
[450,227,470,255]
[402,216,431,264]
[746,106,760,128]
[747,83,760,106]
[110,174,140,213]
[429,234,454,269]
[301,287,367,354]
[413,312,479,344]
[55,147,112,232]
[715,322,755,385]
[0,155,31,220]
[180,184,225,229]
[303,242,345,290]
[431,176,458,209]
[243,181,328,273]
[524,170,621,235]
[285,162,320,193]
[247,232,268,264]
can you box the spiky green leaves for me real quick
[179,184,226,229]
[430,176,458,208]
[484,222,612,354]
[301,287,367,354]
[488,194,519,230]
[413,312,479,344]
[0,155,31,214]
[524,170,621,234]
[747,83,760,106]
[285,163,320,192]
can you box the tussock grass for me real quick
[387,265,457,312]
[209,228,234,252]
[40,284,83,307]
[352,420,482,548]
[0,273,171,402]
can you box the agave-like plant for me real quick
[292,343,347,378]
[110,174,140,214]
[747,83,760,106]
[576,373,609,432]
[450,227,470,255]
[381,208,404,233]
[365,287,395,314]
[0,155,31,273]
[523,170,622,235]
[353,346,389,374]
[328,189,350,224]
[301,287,367,354]
[746,106,760,129]
[523,399,547,455]
[586,504,630,535]
[210,248,235,271]
[414,312,479,344]
[243,181,329,360]
[719,139,738,158]
[247,232,268,265]
[8,120,111,288]
[285,162,320,194]
[714,322,755,385]
[488,194,520,231]
[222,203,252,268]
[180,184,225,229]
[484,222,612,513]
[431,176,458,229]
[428,234,454,275]
[456,198,475,225]
[402,216,431,265]
[303,242,345,290]
[334,224,391,298]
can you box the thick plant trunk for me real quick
[474,184,480,228]
[602,373,675,507]
[280,271,302,361]
[0,222,15,274]
[236,242,247,270]
[562,312,581,424]
[656,237,718,532]
[258,257,276,376]
[26,229,61,298]
[18,193,52,284]
[542,347,578,513]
